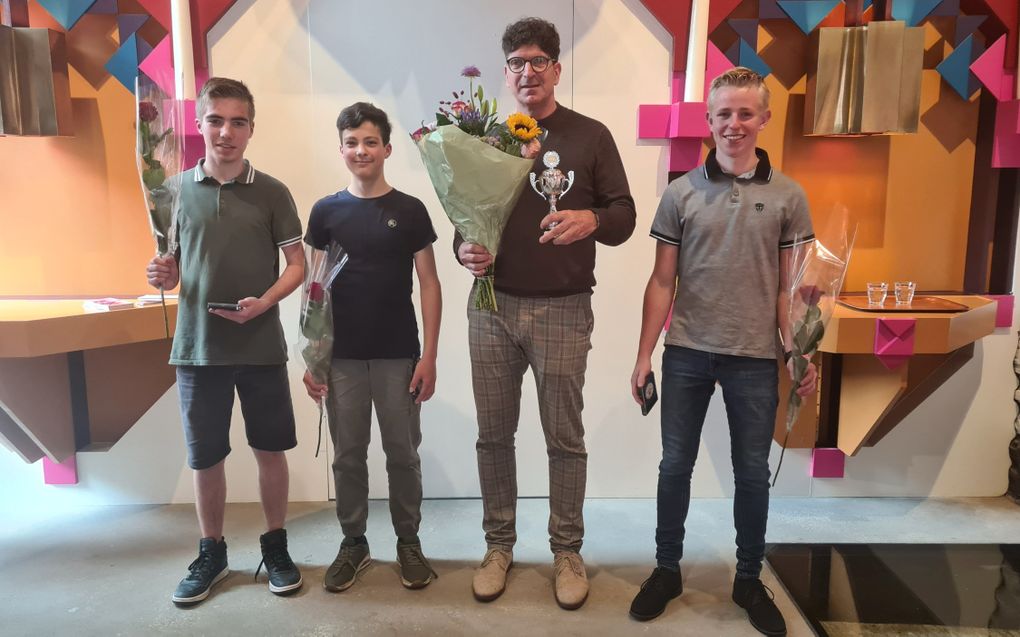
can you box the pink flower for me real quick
[461,65,481,78]
[410,125,432,142]
[798,285,823,306]
[521,139,541,159]
[450,100,468,116]
[139,101,159,123]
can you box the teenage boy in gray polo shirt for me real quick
[146,77,305,606]
[628,68,817,636]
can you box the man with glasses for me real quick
[454,16,635,610]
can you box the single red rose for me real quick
[139,101,159,123]
[309,282,324,302]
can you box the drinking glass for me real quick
[894,281,916,305]
[866,282,887,305]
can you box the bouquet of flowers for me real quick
[135,75,186,337]
[413,65,543,310]
[773,209,855,485]
[297,241,348,456]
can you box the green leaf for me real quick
[436,113,452,126]
[477,84,484,101]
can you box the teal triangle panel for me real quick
[105,34,140,92]
[777,0,840,35]
[739,40,772,79]
[36,0,97,30]
[891,0,943,26]
[936,34,974,100]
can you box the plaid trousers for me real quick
[468,290,594,553]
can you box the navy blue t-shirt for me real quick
[305,188,437,360]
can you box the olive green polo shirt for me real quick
[170,160,303,366]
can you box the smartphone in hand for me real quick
[639,372,658,416]
[207,302,241,311]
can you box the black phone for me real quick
[207,302,241,311]
[640,372,658,416]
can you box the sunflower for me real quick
[506,112,542,141]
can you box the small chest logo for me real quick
[387,218,398,228]
[754,203,765,213]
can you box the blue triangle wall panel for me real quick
[105,33,139,91]
[777,0,841,35]
[37,0,97,30]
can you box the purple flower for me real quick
[461,65,481,78]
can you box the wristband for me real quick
[783,350,793,363]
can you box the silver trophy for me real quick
[530,151,574,228]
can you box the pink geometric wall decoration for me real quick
[970,36,1017,102]
[810,448,845,478]
[138,35,175,96]
[992,99,1020,168]
[874,317,916,370]
[986,294,1015,328]
[43,455,78,485]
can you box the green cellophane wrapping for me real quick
[416,125,534,310]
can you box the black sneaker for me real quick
[324,536,371,592]
[255,528,303,595]
[733,577,787,636]
[172,537,228,606]
[629,566,682,621]
[396,537,438,589]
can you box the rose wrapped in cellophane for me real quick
[413,66,543,310]
[297,241,348,456]
[135,74,186,337]
[773,209,855,485]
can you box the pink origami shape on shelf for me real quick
[986,294,1015,328]
[874,317,916,369]
[993,99,1020,168]
[43,455,78,485]
[970,36,1017,103]
[637,43,734,172]
[810,447,845,478]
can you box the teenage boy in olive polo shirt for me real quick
[146,77,305,606]
[629,68,817,636]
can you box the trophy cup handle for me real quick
[529,173,544,198]
[561,170,575,198]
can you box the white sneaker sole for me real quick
[172,567,229,604]
[269,574,303,594]
[324,554,371,592]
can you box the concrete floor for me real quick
[2,497,1020,636]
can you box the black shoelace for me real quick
[399,544,438,578]
[186,551,218,581]
[255,544,295,581]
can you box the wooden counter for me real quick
[0,300,177,464]
[775,295,997,457]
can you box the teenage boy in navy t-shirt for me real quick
[303,102,442,592]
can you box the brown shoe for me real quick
[553,551,589,610]
[472,548,513,602]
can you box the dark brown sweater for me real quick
[454,104,635,297]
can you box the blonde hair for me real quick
[708,67,770,110]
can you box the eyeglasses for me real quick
[505,56,555,74]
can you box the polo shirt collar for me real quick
[194,159,256,185]
[703,148,773,183]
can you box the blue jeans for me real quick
[655,346,778,579]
